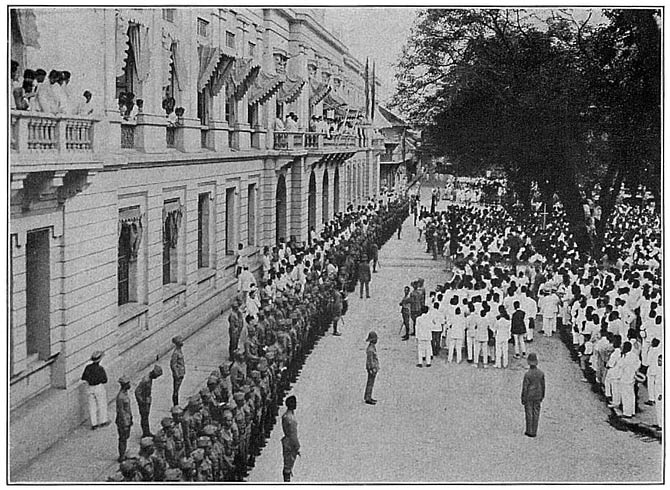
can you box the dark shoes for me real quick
[645,401,655,406]
[401,335,409,341]
[416,364,423,368]
[333,332,342,336]
[365,399,377,405]
[524,432,536,438]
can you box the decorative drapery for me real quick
[115,13,129,77]
[163,203,183,249]
[128,23,151,83]
[323,91,347,109]
[118,208,144,260]
[197,45,235,97]
[13,9,40,48]
[225,57,261,101]
[115,12,150,81]
[277,74,306,105]
[309,79,331,107]
[248,70,283,106]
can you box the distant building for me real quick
[9,7,383,471]
[374,105,421,190]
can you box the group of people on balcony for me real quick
[10,61,93,116]
[274,112,300,132]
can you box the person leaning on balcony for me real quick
[58,70,73,114]
[274,114,285,131]
[308,115,318,132]
[76,90,94,116]
[35,70,62,114]
[81,350,110,430]
[285,112,298,131]
[9,60,20,109]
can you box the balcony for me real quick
[11,110,98,155]
[121,122,135,149]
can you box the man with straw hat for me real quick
[81,349,109,430]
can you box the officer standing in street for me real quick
[364,330,379,405]
[135,365,163,438]
[281,395,300,482]
[115,376,133,462]
[170,335,186,406]
[521,352,545,437]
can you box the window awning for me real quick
[12,9,40,48]
[226,57,261,101]
[309,79,331,106]
[323,91,347,109]
[198,45,235,98]
[277,74,306,104]
[248,70,283,106]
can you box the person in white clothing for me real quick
[473,309,491,368]
[539,288,560,336]
[520,288,537,343]
[653,354,663,429]
[618,341,640,418]
[415,306,433,367]
[446,307,465,363]
[494,305,511,368]
[237,264,256,301]
[645,339,662,406]
[465,303,477,362]
[606,336,623,406]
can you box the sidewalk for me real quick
[12,312,232,482]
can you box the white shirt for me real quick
[415,315,433,341]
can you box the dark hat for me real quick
[527,353,538,366]
[172,335,184,346]
[366,330,378,342]
[118,375,130,385]
[151,365,163,377]
[160,417,174,428]
[207,375,219,385]
[91,350,104,361]
[140,437,154,449]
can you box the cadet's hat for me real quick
[91,350,104,362]
[202,424,217,437]
[120,460,137,474]
[527,353,539,366]
[209,370,220,379]
[197,436,211,448]
[258,358,268,372]
[635,371,647,383]
[164,468,183,481]
[179,456,194,470]
[366,330,378,342]
[118,375,130,386]
[250,370,260,379]
[187,397,201,409]
[140,437,154,449]
[233,392,245,402]
[160,417,174,428]
[191,449,205,462]
[172,335,184,346]
[170,406,184,416]
[151,365,163,377]
[199,387,210,397]
[219,363,230,375]
[265,351,276,361]
[207,375,219,386]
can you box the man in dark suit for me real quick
[521,352,545,437]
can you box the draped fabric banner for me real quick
[118,208,144,261]
[248,70,283,106]
[14,9,40,48]
[309,79,331,107]
[226,58,261,101]
[172,41,188,92]
[163,205,183,249]
[115,14,129,78]
[197,45,221,92]
[129,23,151,83]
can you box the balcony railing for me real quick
[273,131,366,151]
[121,122,135,149]
[166,126,176,148]
[11,110,97,154]
[304,132,320,149]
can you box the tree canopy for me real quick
[392,8,661,252]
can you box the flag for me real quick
[371,61,376,123]
[364,58,370,120]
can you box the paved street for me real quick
[247,188,662,483]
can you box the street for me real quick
[247,187,662,483]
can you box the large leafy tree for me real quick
[393,8,661,252]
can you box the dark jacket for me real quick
[358,261,371,282]
[521,366,545,404]
[511,309,526,335]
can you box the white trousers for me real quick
[495,342,509,368]
[544,316,556,336]
[526,319,534,341]
[447,338,463,363]
[87,383,108,427]
[513,334,526,355]
[466,337,475,360]
[417,340,432,365]
[647,374,658,402]
[473,341,487,364]
[620,382,635,416]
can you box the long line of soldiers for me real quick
[108,195,409,482]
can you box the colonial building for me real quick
[9,7,383,471]
[375,105,420,190]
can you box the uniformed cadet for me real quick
[137,437,156,481]
[114,376,133,462]
[135,365,163,438]
[281,395,300,482]
[183,397,203,453]
[150,431,168,481]
[170,335,186,406]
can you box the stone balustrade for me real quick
[11,110,98,154]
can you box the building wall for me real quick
[10,6,381,472]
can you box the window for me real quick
[116,25,138,99]
[225,188,236,255]
[25,229,50,360]
[118,208,142,305]
[248,41,256,57]
[198,193,210,268]
[225,31,236,49]
[162,8,176,22]
[163,200,182,285]
[248,103,258,127]
[197,18,210,38]
[197,89,210,126]
[247,184,257,246]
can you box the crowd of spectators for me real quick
[11,60,93,115]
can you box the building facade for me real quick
[9,7,384,471]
